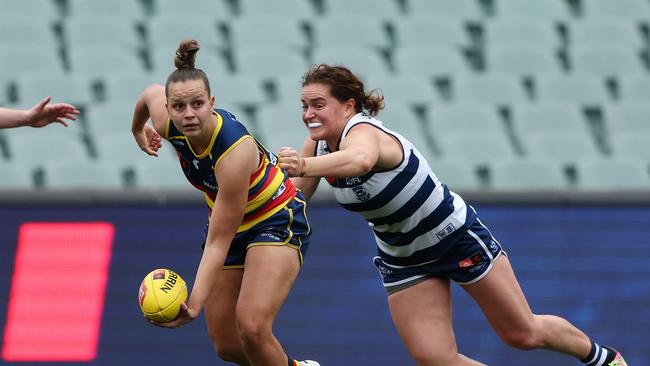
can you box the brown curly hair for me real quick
[301,64,384,116]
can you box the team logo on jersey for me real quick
[352,186,370,201]
[345,177,363,187]
[172,140,185,146]
[436,223,455,240]
[268,152,278,166]
[271,182,286,200]
[193,159,199,169]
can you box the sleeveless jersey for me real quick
[316,113,477,267]
[164,108,296,233]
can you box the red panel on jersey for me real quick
[2,223,114,361]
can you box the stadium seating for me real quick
[489,158,568,190]
[228,16,308,51]
[603,103,650,138]
[576,158,650,190]
[522,131,602,166]
[311,46,392,79]
[0,0,648,194]
[534,73,611,105]
[0,161,35,189]
[394,46,472,80]
[133,158,191,190]
[43,159,125,189]
[485,44,563,77]
[67,0,146,22]
[238,0,317,19]
[0,0,59,23]
[428,158,483,190]
[436,131,518,167]
[406,0,484,22]
[482,18,562,49]
[322,0,403,19]
[492,0,572,22]
[393,16,469,49]
[582,0,650,23]
[232,46,309,81]
[311,16,391,50]
[569,17,645,48]
[452,73,528,104]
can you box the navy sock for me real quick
[581,340,615,366]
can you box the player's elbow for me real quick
[354,153,375,175]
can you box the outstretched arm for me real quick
[0,96,79,129]
[132,84,168,156]
[279,124,381,179]
[151,137,259,328]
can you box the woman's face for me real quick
[166,79,215,138]
[300,82,355,142]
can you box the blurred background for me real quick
[0,0,649,365]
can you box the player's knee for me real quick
[500,329,540,350]
[236,314,272,347]
[499,316,545,350]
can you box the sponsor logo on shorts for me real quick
[489,239,499,253]
[459,253,484,269]
[373,258,393,278]
[436,223,455,240]
[259,231,283,241]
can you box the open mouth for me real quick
[307,122,322,128]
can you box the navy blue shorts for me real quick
[203,196,311,268]
[373,219,503,294]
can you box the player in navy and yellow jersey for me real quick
[131,39,318,366]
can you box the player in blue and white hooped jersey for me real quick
[278,64,627,366]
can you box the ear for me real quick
[345,98,356,116]
[210,95,215,108]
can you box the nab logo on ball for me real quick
[138,268,188,323]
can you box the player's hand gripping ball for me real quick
[138,269,188,322]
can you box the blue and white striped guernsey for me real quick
[317,113,477,267]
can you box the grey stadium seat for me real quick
[576,158,650,190]
[393,15,469,49]
[407,0,483,22]
[493,0,572,22]
[394,46,471,80]
[43,159,125,190]
[489,158,568,190]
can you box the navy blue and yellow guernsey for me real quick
[164,108,311,268]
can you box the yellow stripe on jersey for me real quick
[244,167,285,214]
[214,135,252,169]
[249,157,269,188]
[237,195,293,233]
[203,192,293,233]
[202,165,286,214]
